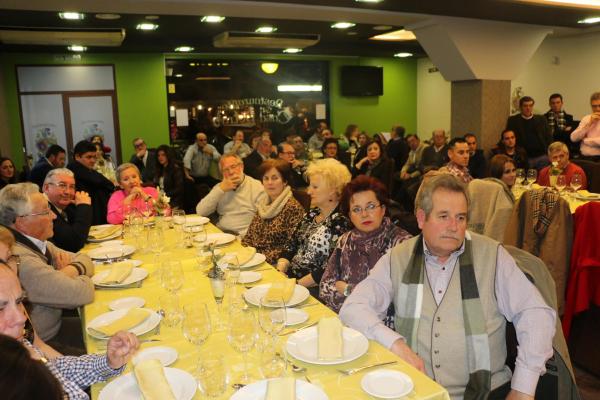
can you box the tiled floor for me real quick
[574,365,600,400]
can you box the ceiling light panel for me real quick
[371,29,416,41]
[59,12,84,20]
[201,16,225,23]
[136,23,158,31]
[256,26,277,33]
[394,52,413,58]
[68,45,87,52]
[578,16,600,23]
[175,46,194,52]
[283,48,302,53]
[332,22,356,29]
[278,85,323,92]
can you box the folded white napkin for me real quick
[266,377,296,400]
[318,317,343,360]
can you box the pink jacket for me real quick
[106,187,158,224]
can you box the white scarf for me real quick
[257,185,292,220]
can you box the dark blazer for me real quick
[420,144,449,172]
[155,162,186,210]
[354,158,394,192]
[29,158,53,189]
[490,146,529,170]
[130,149,157,184]
[468,149,488,179]
[386,138,410,172]
[49,203,92,252]
[67,161,114,225]
[506,114,552,158]
[243,151,270,180]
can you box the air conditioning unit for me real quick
[0,27,126,46]
[213,31,319,49]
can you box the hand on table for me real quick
[106,331,139,369]
[390,338,425,373]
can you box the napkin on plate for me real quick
[265,278,296,303]
[99,261,134,284]
[265,377,296,400]
[89,308,150,337]
[89,225,121,240]
[236,246,256,265]
[318,317,344,360]
[133,359,176,400]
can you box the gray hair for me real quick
[218,154,243,172]
[415,174,469,217]
[115,163,141,184]
[305,158,352,197]
[547,141,569,156]
[590,92,600,103]
[43,168,74,185]
[0,183,42,225]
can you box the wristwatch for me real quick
[343,283,353,297]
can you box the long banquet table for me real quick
[83,220,450,400]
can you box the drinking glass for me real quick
[515,168,526,188]
[208,270,227,332]
[183,303,211,346]
[159,293,182,327]
[526,169,537,188]
[227,307,257,384]
[221,254,240,286]
[147,226,165,256]
[570,173,583,194]
[197,352,227,398]
[161,260,184,293]
[172,209,186,247]
[258,296,287,344]
[555,175,567,194]
[259,346,287,379]
[129,214,144,247]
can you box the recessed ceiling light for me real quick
[278,85,323,92]
[201,16,225,23]
[371,29,416,41]
[136,23,158,31]
[394,52,413,58]
[283,48,302,53]
[175,46,194,52]
[145,15,160,20]
[256,26,277,33]
[175,74,183,77]
[578,16,600,24]
[95,14,121,20]
[189,62,196,66]
[347,32,358,35]
[222,62,229,66]
[331,22,356,29]
[373,25,393,31]
[68,45,87,52]
[59,12,84,20]
[261,62,279,74]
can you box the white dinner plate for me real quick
[230,378,328,400]
[284,308,309,326]
[184,215,210,226]
[243,284,310,307]
[286,326,369,365]
[132,346,178,367]
[573,192,600,201]
[238,271,262,284]
[94,259,142,268]
[88,224,122,242]
[86,308,160,340]
[98,368,196,400]
[361,369,414,399]
[99,239,124,247]
[108,296,145,311]
[88,244,136,260]
[240,253,267,269]
[197,232,236,246]
[92,268,149,288]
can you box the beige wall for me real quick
[416,57,451,139]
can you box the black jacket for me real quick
[506,114,552,158]
[130,149,157,184]
[244,151,271,180]
[468,149,488,179]
[49,203,92,252]
[386,138,410,172]
[29,158,54,189]
[155,162,186,210]
[67,161,114,225]
[420,144,449,172]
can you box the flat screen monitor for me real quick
[340,66,383,97]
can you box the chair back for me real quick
[571,159,600,193]
[467,179,514,242]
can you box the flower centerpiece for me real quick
[154,189,171,216]
[549,161,560,188]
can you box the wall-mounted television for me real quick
[340,66,383,97]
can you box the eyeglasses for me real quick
[19,207,52,218]
[280,151,295,155]
[222,163,243,174]
[134,142,145,148]
[350,203,383,215]
[48,182,76,191]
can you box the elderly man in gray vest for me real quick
[340,174,555,400]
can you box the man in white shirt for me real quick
[196,154,265,236]
[183,132,221,187]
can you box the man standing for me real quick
[196,154,265,236]
[29,144,66,189]
[340,174,555,400]
[537,142,587,189]
[243,136,274,179]
[43,168,92,252]
[183,132,221,187]
[420,129,449,173]
[506,96,552,169]
[67,140,115,225]
[387,126,410,173]
[0,183,95,353]
[544,93,574,146]
[464,133,487,179]
[129,138,156,184]
[399,134,427,182]
[278,142,307,188]
[490,129,528,169]
[571,91,600,161]
[438,138,473,183]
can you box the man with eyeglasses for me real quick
[67,140,116,225]
[43,168,92,252]
[277,142,307,188]
[196,154,265,236]
[183,132,221,187]
[0,182,94,355]
[129,137,157,184]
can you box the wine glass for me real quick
[227,307,257,384]
[555,175,567,194]
[221,254,240,286]
[161,260,184,293]
[129,214,144,248]
[159,293,182,327]
[258,296,287,345]
[515,168,526,188]
[183,303,211,346]
[147,226,164,256]
[172,208,186,248]
[570,173,583,195]
[197,352,227,398]
[526,169,537,189]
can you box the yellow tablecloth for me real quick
[84,221,450,400]
[512,184,597,214]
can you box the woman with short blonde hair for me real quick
[107,163,159,224]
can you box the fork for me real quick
[96,338,161,350]
[337,360,397,375]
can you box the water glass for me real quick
[570,173,582,193]
[161,260,184,293]
[172,209,186,247]
[555,174,567,193]
[258,296,287,339]
[197,352,227,398]
[159,293,182,327]
[221,254,240,285]
[259,347,287,379]
[227,307,257,384]
[183,303,211,346]
[147,226,165,255]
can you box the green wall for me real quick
[0,53,169,166]
[1,52,416,167]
